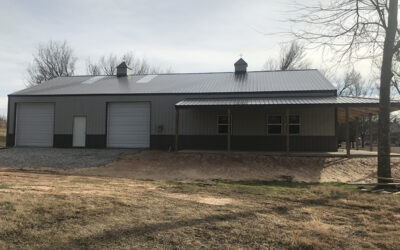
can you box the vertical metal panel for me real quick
[180,108,225,135]
[227,108,231,151]
[296,107,335,136]
[175,108,179,151]
[233,107,284,136]
[286,107,290,153]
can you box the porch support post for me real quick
[175,107,180,152]
[286,107,290,154]
[355,117,359,150]
[369,113,373,151]
[335,107,338,149]
[345,107,350,157]
[227,108,231,152]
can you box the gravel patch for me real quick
[0,148,140,169]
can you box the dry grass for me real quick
[0,122,5,148]
[0,171,399,249]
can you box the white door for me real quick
[73,116,86,147]
[15,103,54,147]
[107,102,150,148]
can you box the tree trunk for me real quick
[377,0,398,185]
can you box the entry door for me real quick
[73,116,86,147]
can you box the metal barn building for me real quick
[6,59,400,152]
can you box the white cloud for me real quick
[0,0,376,113]
[0,97,8,117]
[0,1,286,91]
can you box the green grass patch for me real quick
[320,182,359,190]
[70,179,109,185]
[0,184,12,189]
[155,180,358,196]
[212,180,315,195]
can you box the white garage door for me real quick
[16,103,54,147]
[107,102,150,148]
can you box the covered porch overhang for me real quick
[174,96,400,156]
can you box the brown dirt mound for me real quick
[67,150,400,183]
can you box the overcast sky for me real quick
[0,0,344,117]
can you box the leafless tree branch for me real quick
[27,40,77,86]
[264,41,310,70]
[87,51,170,76]
[288,0,399,185]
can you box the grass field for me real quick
[0,128,5,148]
[0,121,5,148]
[0,171,399,249]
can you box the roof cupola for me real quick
[116,62,131,77]
[234,58,248,74]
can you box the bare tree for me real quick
[27,40,77,86]
[99,54,118,75]
[87,51,167,76]
[264,41,310,70]
[86,58,102,76]
[289,0,399,187]
[335,69,376,148]
[337,69,375,97]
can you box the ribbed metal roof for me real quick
[175,96,400,107]
[11,70,335,96]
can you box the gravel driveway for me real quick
[0,148,140,169]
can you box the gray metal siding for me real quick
[9,95,179,135]
[180,107,335,136]
[8,93,335,139]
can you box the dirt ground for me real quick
[358,146,400,154]
[50,151,400,184]
[2,150,400,183]
[0,171,399,249]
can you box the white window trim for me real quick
[289,114,301,135]
[266,115,282,135]
[217,115,232,134]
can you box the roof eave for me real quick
[8,89,337,97]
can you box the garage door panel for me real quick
[107,103,150,148]
[16,103,54,147]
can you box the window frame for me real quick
[217,115,232,134]
[266,115,282,135]
[288,114,301,135]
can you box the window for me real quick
[289,115,300,134]
[267,115,282,134]
[217,115,231,134]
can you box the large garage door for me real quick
[107,102,150,148]
[16,103,54,147]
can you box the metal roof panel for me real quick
[11,70,336,96]
[175,96,400,107]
